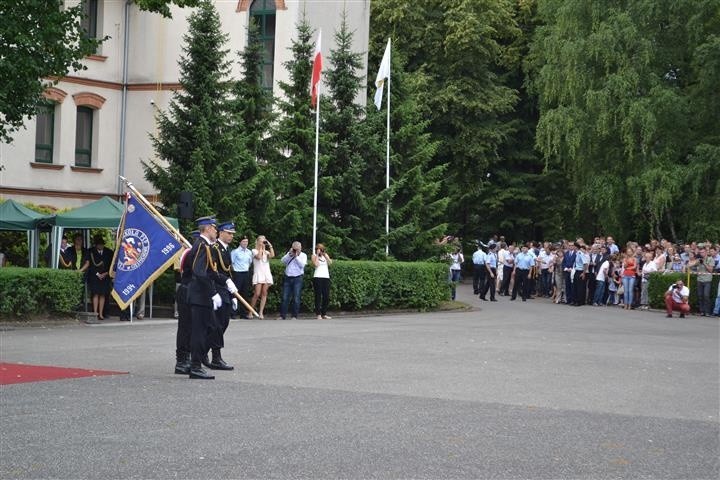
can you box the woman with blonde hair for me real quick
[250,235,274,319]
[621,247,637,310]
[312,243,333,319]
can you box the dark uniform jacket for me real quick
[187,236,224,308]
[211,241,233,305]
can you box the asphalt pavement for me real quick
[1,283,718,479]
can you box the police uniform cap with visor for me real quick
[217,222,236,233]
[195,216,217,228]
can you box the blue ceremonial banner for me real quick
[110,193,183,310]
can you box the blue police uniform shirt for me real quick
[231,246,253,272]
[486,252,498,268]
[472,250,486,265]
[515,252,535,270]
[574,250,589,271]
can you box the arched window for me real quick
[250,0,276,89]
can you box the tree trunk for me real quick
[666,210,678,243]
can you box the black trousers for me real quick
[313,277,330,316]
[480,268,496,300]
[207,303,230,350]
[176,296,191,358]
[512,269,530,300]
[232,271,251,303]
[586,273,596,305]
[500,265,513,295]
[190,305,212,363]
[473,264,486,294]
[573,271,586,305]
[564,270,574,304]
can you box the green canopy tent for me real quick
[50,196,179,268]
[49,196,180,319]
[0,199,53,267]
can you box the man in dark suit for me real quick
[206,221,237,371]
[186,217,223,380]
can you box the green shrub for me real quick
[256,260,450,314]
[0,267,84,318]
[648,272,719,310]
[0,261,450,318]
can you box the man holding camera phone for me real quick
[665,280,690,318]
[279,241,307,320]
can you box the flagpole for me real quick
[384,39,391,257]
[312,89,320,250]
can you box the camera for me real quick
[263,240,270,246]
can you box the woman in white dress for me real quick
[250,235,274,319]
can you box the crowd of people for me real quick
[463,235,720,318]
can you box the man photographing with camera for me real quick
[665,280,690,318]
[279,241,307,320]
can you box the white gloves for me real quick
[225,279,238,294]
[211,293,222,310]
[231,298,238,311]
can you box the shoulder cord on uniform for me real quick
[90,250,104,267]
[59,252,72,268]
[213,243,231,273]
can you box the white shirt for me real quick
[450,253,464,271]
[667,284,689,303]
[596,260,610,282]
[472,250,486,265]
[313,255,330,278]
[642,259,658,279]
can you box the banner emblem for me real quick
[118,228,150,271]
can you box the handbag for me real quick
[617,283,625,295]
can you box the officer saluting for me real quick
[205,221,238,371]
[186,216,223,380]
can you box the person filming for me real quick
[312,243,333,320]
[665,280,690,318]
[279,241,307,320]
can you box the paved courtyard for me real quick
[1,284,718,479]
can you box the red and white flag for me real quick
[310,30,322,108]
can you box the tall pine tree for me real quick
[144,0,254,230]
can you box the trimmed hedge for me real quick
[648,272,719,310]
[0,261,450,318]
[260,260,450,313]
[0,267,84,317]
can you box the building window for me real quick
[75,107,93,167]
[35,103,55,164]
[81,0,98,39]
[250,0,276,90]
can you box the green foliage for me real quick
[258,260,450,313]
[134,0,200,18]
[0,0,101,143]
[0,267,84,318]
[648,271,719,311]
[527,0,720,241]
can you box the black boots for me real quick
[209,348,234,370]
[188,361,214,380]
[174,352,190,375]
[201,353,212,369]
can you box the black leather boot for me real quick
[201,352,212,369]
[209,348,234,370]
[188,361,214,380]
[174,351,190,375]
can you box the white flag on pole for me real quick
[374,39,391,110]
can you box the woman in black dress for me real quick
[87,235,114,320]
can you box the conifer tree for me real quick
[366,38,449,260]
[322,14,380,258]
[265,16,318,249]
[143,0,253,230]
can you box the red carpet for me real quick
[0,362,127,385]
